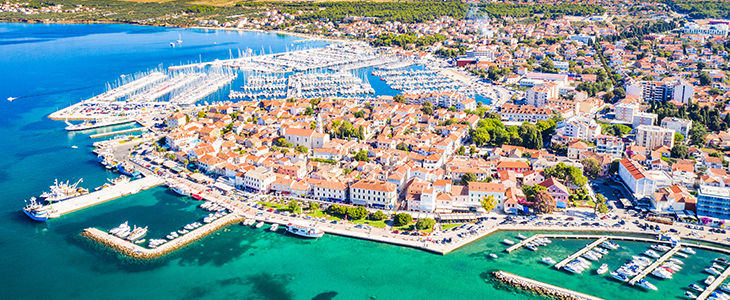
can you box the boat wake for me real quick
[10,84,97,101]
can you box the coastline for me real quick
[187,26,351,44]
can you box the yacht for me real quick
[637,279,658,291]
[542,257,556,265]
[610,271,629,282]
[563,265,581,274]
[601,241,620,250]
[652,244,671,252]
[594,247,608,255]
[676,252,689,258]
[706,275,716,285]
[651,268,673,279]
[285,221,324,238]
[255,221,264,228]
[707,268,722,276]
[171,184,191,196]
[644,250,660,258]
[109,221,129,236]
[670,258,684,265]
[685,291,697,299]
[715,258,730,265]
[597,263,609,274]
[526,244,538,251]
[689,284,704,292]
[126,226,148,241]
[517,233,527,239]
[714,263,726,270]
[722,284,730,293]
[502,239,515,245]
[683,247,696,255]
[489,253,498,259]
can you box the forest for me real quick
[283,0,467,24]
[478,3,605,19]
[669,1,730,19]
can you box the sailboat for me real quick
[177,34,183,44]
[7,97,16,101]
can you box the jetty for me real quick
[628,242,682,285]
[82,213,244,259]
[47,176,163,217]
[89,128,147,139]
[506,234,541,253]
[555,237,608,269]
[493,270,604,300]
[697,265,730,300]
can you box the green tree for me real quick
[461,172,478,185]
[671,144,689,159]
[370,210,388,221]
[304,107,314,115]
[519,123,543,149]
[197,111,207,119]
[394,213,413,226]
[689,122,707,146]
[608,159,620,175]
[277,138,293,148]
[674,132,685,143]
[415,218,436,231]
[309,202,320,211]
[295,145,308,154]
[456,145,466,155]
[288,200,301,213]
[394,95,406,103]
[354,150,369,162]
[594,194,609,214]
[699,72,712,86]
[613,87,626,99]
[422,101,433,115]
[481,195,497,212]
[581,158,601,177]
[397,143,409,152]
[353,111,365,118]
[346,206,368,220]
[544,162,587,186]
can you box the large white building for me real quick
[673,83,694,104]
[614,102,639,123]
[526,83,558,107]
[499,104,551,122]
[619,159,655,196]
[595,135,625,159]
[683,22,730,36]
[350,180,398,209]
[284,128,330,150]
[635,125,675,150]
[556,116,602,142]
[661,117,692,139]
[313,181,347,202]
[632,112,658,128]
[467,182,505,212]
[243,167,277,193]
[625,79,695,103]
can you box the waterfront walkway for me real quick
[628,242,682,285]
[555,237,608,269]
[698,265,730,300]
[89,128,147,139]
[49,176,163,217]
[505,234,540,253]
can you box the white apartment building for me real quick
[635,125,675,150]
[673,83,694,104]
[466,182,505,212]
[526,85,554,107]
[313,181,347,201]
[349,180,398,209]
[614,102,639,123]
[632,112,658,128]
[595,135,625,160]
[243,167,276,193]
[661,117,692,138]
[556,116,602,142]
[499,104,551,123]
[619,159,656,196]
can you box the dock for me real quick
[628,243,682,285]
[82,213,245,259]
[506,234,541,253]
[555,237,608,269]
[47,176,163,217]
[698,264,730,300]
[89,128,147,139]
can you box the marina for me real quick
[698,265,730,300]
[627,243,682,285]
[555,237,609,269]
[506,234,541,253]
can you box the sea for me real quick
[0,23,726,300]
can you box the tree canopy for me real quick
[544,162,587,186]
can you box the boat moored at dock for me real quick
[286,221,324,238]
[22,197,54,221]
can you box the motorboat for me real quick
[503,239,515,245]
[597,263,609,274]
[651,268,673,279]
[610,271,629,282]
[489,253,498,259]
[637,279,658,291]
[714,263,726,270]
[716,258,730,265]
[676,252,689,258]
[542,257,556,265]
[601,241,620,250]
[683,247,696,255]
[563,265,581,274]
[526,244,538,251]
[644,250,661,259]
[707,268,722,276]
[652,244,671,252]
[594,247,608,255]
[721,284,730,293]
[706,275,716,285]
[689,283,704,292]
[670,258,684,265]
[517,233,527,239]
[685,291,697,299]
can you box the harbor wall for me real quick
[81,213,245,260]
[492,271,603,300]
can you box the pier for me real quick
[628,242,682,285]
[554,237,608,269]
[47,176,163,217]
[697,265,730,300]
[505,234,541,253]
[82,213,245,259]
[89,128,147,139]
[493,271,604,300]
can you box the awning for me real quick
[170,166,184,173]
[213,181,235,193]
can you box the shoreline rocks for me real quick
[492,271,603,300]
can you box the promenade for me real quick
[48,176,163,218]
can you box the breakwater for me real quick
[492,271,603,300]
[81,213,245,260]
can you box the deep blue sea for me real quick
[0,23,724,300]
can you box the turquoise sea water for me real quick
[0,23,724,300]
